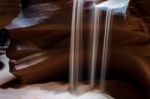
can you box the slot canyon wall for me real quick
[0,0,150,99]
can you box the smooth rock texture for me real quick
[0,0,20,27]
[0,0,149,99]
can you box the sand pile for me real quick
[0,83,113,99]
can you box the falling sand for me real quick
[70,0,84,91]
[1,0,130,99]
[90,0,130,91]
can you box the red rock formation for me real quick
[0,0,150,99]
